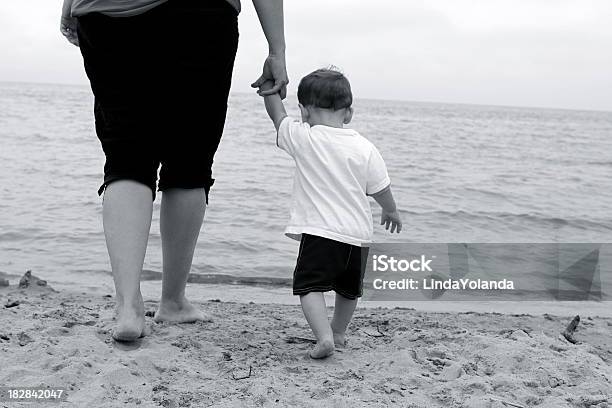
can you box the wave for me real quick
[586,160,612,167]
[140,269,292,287]
[399,210,612,232]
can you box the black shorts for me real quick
[77,0,239,201]
[293,234,368,300]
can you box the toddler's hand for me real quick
[257,80,276,96]
[381,210,402,233]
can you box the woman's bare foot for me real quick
[154,297,205,323]
[333,332,346,348]
[113,296,146,342]
[309,339,335,359]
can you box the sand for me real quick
[1,274,611,408]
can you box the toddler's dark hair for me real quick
[297,68,352,110]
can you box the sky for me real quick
[1,0,611,111]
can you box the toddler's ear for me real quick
[299,103,310,122]
[343,107,354,125]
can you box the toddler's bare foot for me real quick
[154,297,205,323]
[113,297,145,342]
[309,339,335,359]
[333,332,346,348]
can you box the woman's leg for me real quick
[300,292,335,359]
[154,188,206,323]
[103,180,153,341]
[151,2,238,324]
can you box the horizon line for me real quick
[1,79,610,115]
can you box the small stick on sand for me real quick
[4,300,20,308]
[490,396,526,408]
[285,336,316,344]
[232,365,252,380]
[561,315,580,344]
[363,329,383,337]
[363,324,387,338]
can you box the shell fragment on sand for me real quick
[19,270,47,288]
[561,315,580,344]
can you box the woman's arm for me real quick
[60,0,79,46]
[250,0,288,98]
[252,0,285,55]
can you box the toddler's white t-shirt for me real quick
[277,116,390,245]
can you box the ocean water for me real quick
[1,82,611,290]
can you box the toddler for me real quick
[258,68,402,358]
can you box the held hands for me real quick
[251,53,288,99]
[257,79,276,95]
[60,0,79,47]
[381,210,402,234]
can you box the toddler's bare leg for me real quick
[330,294,358,347]
[299,292,334,359]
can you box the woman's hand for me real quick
[251,53,288,99]
[60,0,79,47]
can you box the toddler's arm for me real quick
[369,186,402,233]
[259,80,288,131]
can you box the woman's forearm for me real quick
[62,0,73,18]
[252,0,286,55]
